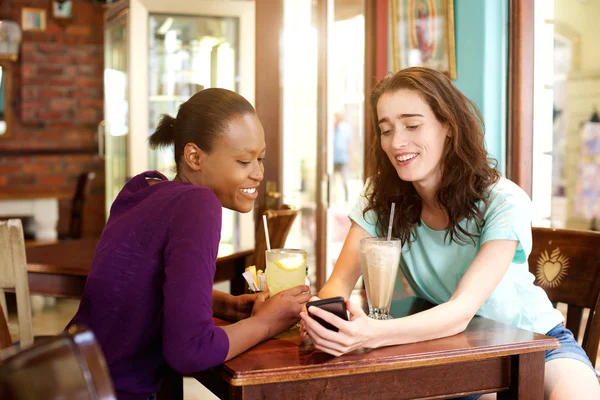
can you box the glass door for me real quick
[326,0,365,279]
[148,14,240,179]
[104,11,129,216]
[280,0,319,287]
[532,0,600,231]
[280,0,365,288]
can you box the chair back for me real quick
[68,172,96,239]
[0,325,116,400]
[254,205,299,271]
[0,220,33,347]
[529,227,600,367]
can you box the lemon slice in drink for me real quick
[274,258,304,271]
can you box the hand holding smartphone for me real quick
[306,296,349,332]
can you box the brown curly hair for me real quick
[365,67,500,246]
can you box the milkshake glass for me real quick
[360,237,401,320]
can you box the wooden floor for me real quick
[6,298,597,399]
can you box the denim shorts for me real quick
[456,323,597,400]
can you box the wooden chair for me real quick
[0,325,116,399]
[63,171,96,240]
[529,227,600,368]
[253,205,299,271]
[0,305,12,350]
[0,220,33,347]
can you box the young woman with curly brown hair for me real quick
[301,68,599,400]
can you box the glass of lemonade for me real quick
[265,249,307,295]
[360,237,401,320]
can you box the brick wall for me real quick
[0,0,106,237]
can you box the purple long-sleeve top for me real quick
[68,171,229,400]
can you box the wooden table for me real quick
[25,238,254,298]
[195,295,559,400]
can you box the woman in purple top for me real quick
[68,88,311,400]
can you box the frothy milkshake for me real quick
[360,237,401,320]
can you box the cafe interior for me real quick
[1,0,600,398]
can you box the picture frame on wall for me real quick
[390,0,457,79]
[21,8,47,32]
[50,0,74,24]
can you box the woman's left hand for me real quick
[300,300,378,356]
[229,293,261,321]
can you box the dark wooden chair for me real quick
[529,227,600,368]
[63,171,96,240]
[0,325,116,399]
[253,204,299,271]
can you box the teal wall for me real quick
[387,0,509,172]
[453,0,508,174]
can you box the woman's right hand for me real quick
[252,285,312,338]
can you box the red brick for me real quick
[37,131,64,141]
[21,64,35,76]
[22,164,50,174]
[38,43,66,54]
[45,24,63,35]
[8,176,36,185]
[77,109,98,123]
[75,77,102,88]
[38,65,66,76]
[64,65,77,77]
[21,101,46,110]
[66,25,92,36]
[21,108,37,121]
[39,88,66,98]
[77,65,97,75]
[22,77,46,85]
[39,175,66,186]
[21,87,37,100]
[46,54,74,64]
[0,165,21,174]
[0,176,7,186]
[38,111,64,120]
[21,42,35,53]
[22,51,47,63]
[79,99,103,109]
[50,98,76,111]
[49,78,74,86]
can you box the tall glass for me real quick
[265,249,307,295]
[360,237,401,320]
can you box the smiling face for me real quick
[198,113,266,213]
[377,89,449,190]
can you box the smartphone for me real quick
[306,296,348,332]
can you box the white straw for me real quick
[387,203,396,241]
[262,214,271,251]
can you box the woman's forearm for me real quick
[221,317,270,361]
[371,299,472,348]
[318,278,355,300]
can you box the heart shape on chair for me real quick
[542,261,562,283]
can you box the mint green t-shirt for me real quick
[349,177,563,334]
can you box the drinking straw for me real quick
[263,214,271,250]
[387,203,396,241]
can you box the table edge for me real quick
[217,338,559,386]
